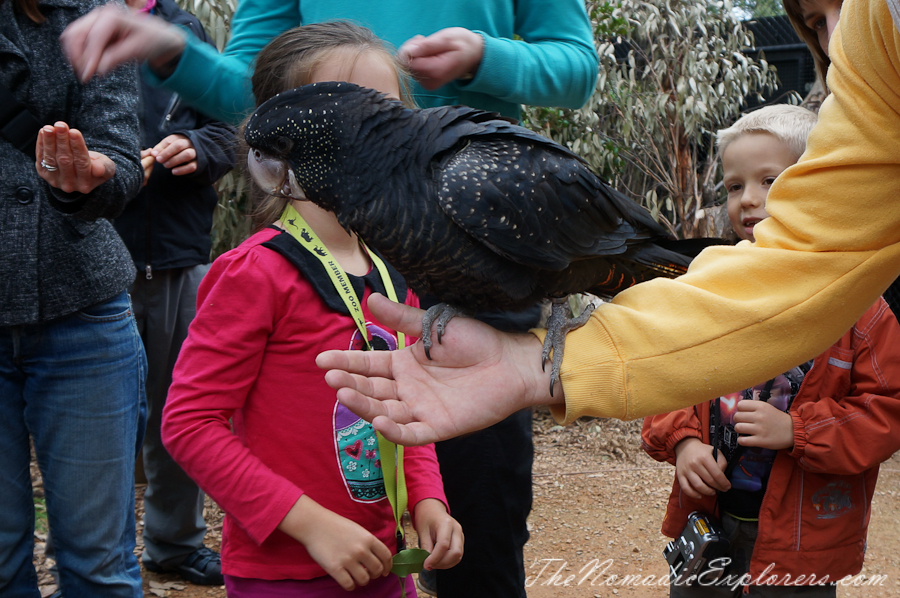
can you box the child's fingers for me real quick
[424,521,464,569]
[154,135,193,165]
[418,527,435,553]
[690,452,730,491]
[676,470,709,499]
[684,461,729,496]
[344,563,374,589]
[374,540,394,578]
[356,545,391,581]
[716,452,729,471]
[688,475,715,496]
[734,400,770,423]
[703,461,731,492]
[421,524,446,569]
[736,399,766,412]
[446,524,464,566]
[735,428,769,447]
[329,568,357,591]
[142,154,156,178]
[169,155,199,176]
[733,421,761,440]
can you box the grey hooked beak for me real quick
[246,148,307,200]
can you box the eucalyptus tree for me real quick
[524,0,778,239]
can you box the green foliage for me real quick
[732,0,786,18]
[177,0,237,51]
[523,0,779,239]
[34,497,48,533]
[211,169,254,259]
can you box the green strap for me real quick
[281,203,373,349]
[376,433,407,539]
[366,245,408,539]
[368,250,406,351]
[279,204,407,539]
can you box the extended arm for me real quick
[318,294,555,446]
[156,0,298,123]
[60,0,297,124]
[318,0,900,443]
[463,0,597,108]
[543,0,900,423]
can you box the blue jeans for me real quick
[0,291,147,598]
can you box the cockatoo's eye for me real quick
[274,135,294,154]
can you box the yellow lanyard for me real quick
[279,204,407,539]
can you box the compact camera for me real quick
[663,511,730,585]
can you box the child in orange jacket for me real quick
[642,105,900,597]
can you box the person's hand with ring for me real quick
[35,121,116,194]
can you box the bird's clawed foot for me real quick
[541,297,596,396]
[422,303,466,360]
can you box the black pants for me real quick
[421,299,539,597]
[432,408,534,597]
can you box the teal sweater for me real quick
[151,0,598,124]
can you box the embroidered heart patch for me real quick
[344,440,363,460]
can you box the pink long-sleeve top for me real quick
[162,227,447,580]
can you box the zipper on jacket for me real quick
[146,91,177,279]
[145,185,153,280]
[159,94,181,131]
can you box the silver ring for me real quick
[40,159,58,172]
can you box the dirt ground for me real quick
[31,409,900,597]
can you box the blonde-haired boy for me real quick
[717,105,817,242]
[642,103,900,597]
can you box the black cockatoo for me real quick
[244,82,717,391]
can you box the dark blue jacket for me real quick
[114,0,237,276]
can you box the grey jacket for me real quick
[0,0,142,325]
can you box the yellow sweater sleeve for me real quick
[539,0,900,424]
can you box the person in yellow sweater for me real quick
[315,0,900,446]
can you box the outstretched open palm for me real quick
[317,294,558,445]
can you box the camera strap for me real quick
[0,82,40,160]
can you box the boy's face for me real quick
[722,132,799,242]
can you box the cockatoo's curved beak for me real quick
[246,148,306,200]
